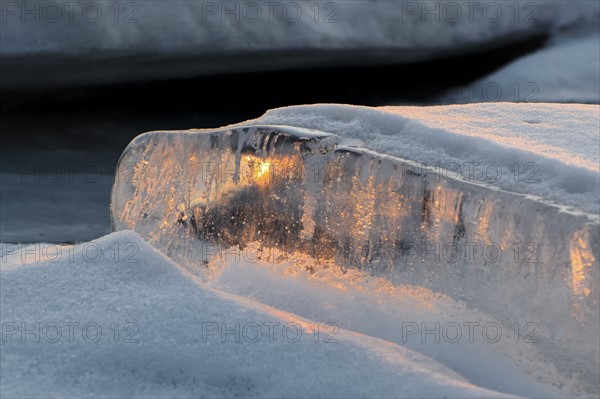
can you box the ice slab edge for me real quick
[111,125,599,396]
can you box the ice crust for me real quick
[111,103,599,396]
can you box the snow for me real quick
[446,33,600,104]
[438,2,600,105]
[4,0,595,56]
[247,103,600,214]
[1,0,598,88]
[208,248,561,397]
[0,230,514,398]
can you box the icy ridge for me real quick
[111,123,599,396]
[247,103,600,214]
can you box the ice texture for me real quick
[111,104,599,396]
[251,103,600,213]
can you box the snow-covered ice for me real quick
[250,103,600,213]
[109,102,599,397]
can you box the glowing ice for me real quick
[111,119,598,396]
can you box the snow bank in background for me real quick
[1,0,597,88]
[0,231,512,398]
[249,103,600,214]
[439,2,600,105]
[445,33,600,103]
[0,0,562,55]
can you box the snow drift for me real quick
[2,230,515,398]
[443,33,600,104]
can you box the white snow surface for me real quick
[0,230,515,398]
[246,103,600,214]
[447,33,600,104]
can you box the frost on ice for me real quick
[111,104,599,397]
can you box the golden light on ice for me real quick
[245,156,274,188]
[570,231,595,298]
[256,161,271,180]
